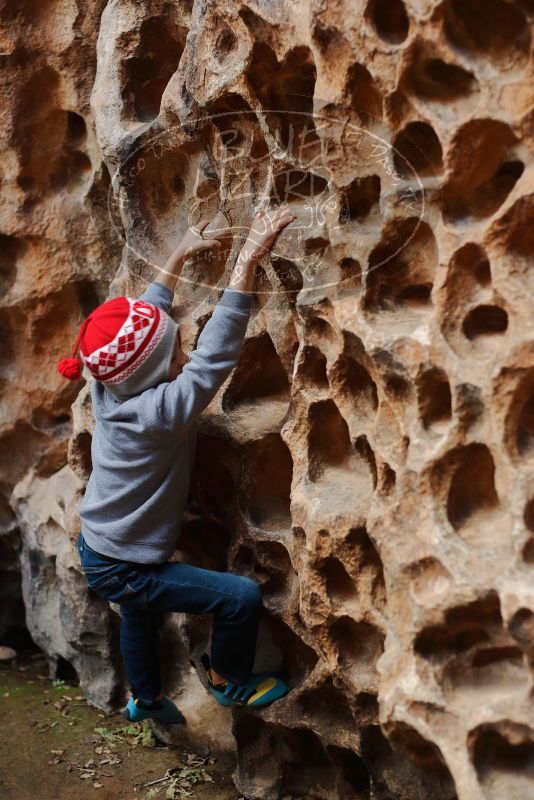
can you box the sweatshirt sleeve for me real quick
[138,281,174,313]
[140,287,253,437]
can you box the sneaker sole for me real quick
[122,706,186,725]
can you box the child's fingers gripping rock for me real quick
[243,206,297,263]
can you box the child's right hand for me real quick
[239,206,297,265]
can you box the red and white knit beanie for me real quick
[56,295,179,398]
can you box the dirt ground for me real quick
[0,647,240,800]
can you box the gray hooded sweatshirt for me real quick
[78,281,252,563]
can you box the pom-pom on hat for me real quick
[57,295,179,398]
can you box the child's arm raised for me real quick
[152,220,223,293]
[140,207,296,437]
[137,218,225,311]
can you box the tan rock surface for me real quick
[3,1,534,798]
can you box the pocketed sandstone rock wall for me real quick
[3,1,534,798]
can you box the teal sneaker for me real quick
[122,694,186,724]
[201,653,289,708]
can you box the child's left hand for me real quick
[180,218,223,260]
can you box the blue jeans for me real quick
[76,533,263,704]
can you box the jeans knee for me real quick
[236,577,263,617]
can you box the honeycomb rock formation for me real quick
[3,1,534,798]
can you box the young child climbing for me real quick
[57,207,297,724]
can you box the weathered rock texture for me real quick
[2,1,534,798]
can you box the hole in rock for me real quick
[1,625,34,652]
[326,745,371,794]
[121,17,186,122]
[523,499,534,562]
[342,527,386,609]
[508,608,534,656]
[49,133,91,191]
[235,719,355,799]
[517,393,534,457]
[330,616,385,688]
[462,305,508,340]
[55,656,78,685]
[330,353,378,419]
[362,724,458,800]
[386,722,457,798]
[191,436,236,524]
[324,556,358,605]
[354,435,377,489]
[444,0,531,65]
[273,169,328,203]
[176,518,230,572]
[65,111,86,142]
[293,526,306,549]
[443,243,492,304]
[475,258,492,285]
[232,540,294,599]
[31,409,71,432]
[417,367,452,429]
[241,434,292,531]
[339,175,381,221]
[312,23,346,59]
[303,236,330,257]
[415,592,500,657]
[13,70,85,191]
[366,0,409,44]
[354,692,379,725]
[73,278,102,318]
[305,314,336,343]
[523,538,534,562]
[431,443,499,533]
[517,0,534,17]
[393,122,443,178]
[439,244,498,352]
[0,233,26,294]
[339,257,362,282]
[271,256,303,301]
[215,25,237,58]
[222,332,290,414]
[307,399,353,481]
[405,57,477,102]
[245,42,319,160]
[232,544,269,585]
[469,722,534,799]
[470,647,523,669]
[71,430,92,480]
[0,423,52,484]
[298,345,328,388]
[219,126,245,150]
[415,593,529,700]
[442,120,523,223]
[447,444,498,529]
[487,194,534,261]
[307,399,376,509]
[345,62,383,122]
[404,557,451,607]
[397,283,432,306]
[525,498,534,532]
[266,614,318,689]
[364,218,436,314]
[386,373,411,400]
[295,677,355,729]
[253,541,294,595]
[455,384,485,434]
[206,93,254,150]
